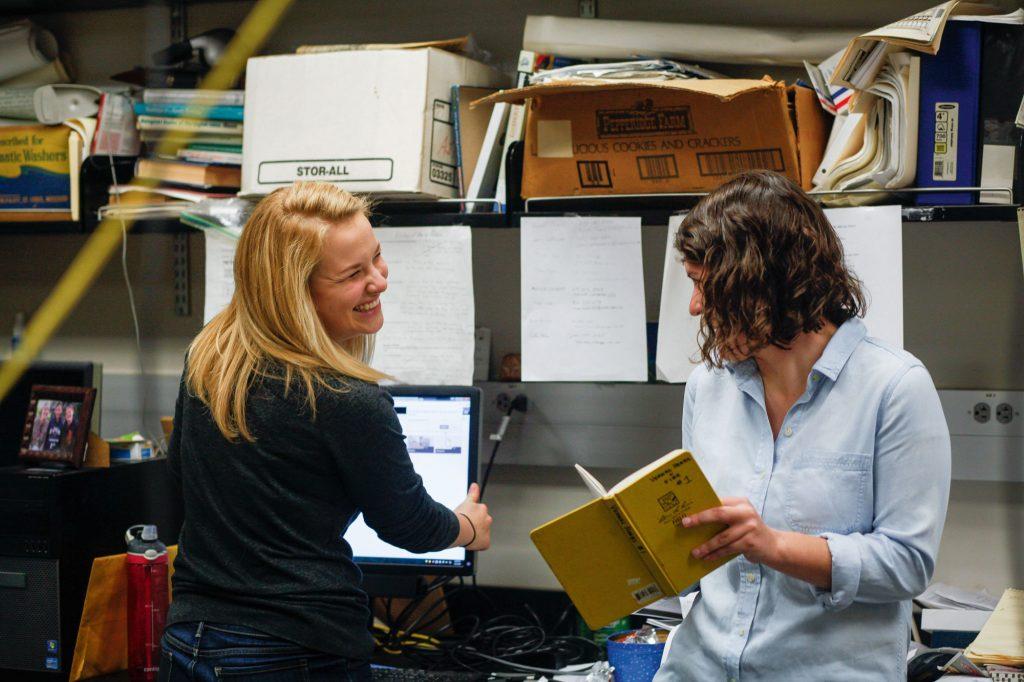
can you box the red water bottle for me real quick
[125,524,168,682]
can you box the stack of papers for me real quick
[531,59,720,84]
[812,52,920,202]
[803,48,853,115]
[918,582,1001,611]
[965,588,1024,666]
[830,1,1000,90]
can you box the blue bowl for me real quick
[606,629,666,682]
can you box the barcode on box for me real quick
[637,154,679,180]
[632,583,663,604]
[577,160,612,188]
[697,148,785,177]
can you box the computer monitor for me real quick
[345,385,480,578]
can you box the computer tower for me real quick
[0,459,182,679]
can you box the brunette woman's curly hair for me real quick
[677,170,866,367]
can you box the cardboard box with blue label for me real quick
[242,48,503,198]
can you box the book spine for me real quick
[143,90,245,106]
[604,498,675,596]
[451,85,465,196]
[134,102,245,121]
[494,51,541,209]
[178,149,243,165]
[137,116,244,134]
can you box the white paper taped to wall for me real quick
[372,225,476,385]
[655,215,703,383]
[203,232,237,324]
[521,216,647,382]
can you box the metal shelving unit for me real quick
[0,201,1017,236]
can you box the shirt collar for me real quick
[812,317,866,381]
[724,317,867,384]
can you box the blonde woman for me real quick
[160,182,492,681]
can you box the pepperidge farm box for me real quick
[242,48,504,197]
[479,77,826,198]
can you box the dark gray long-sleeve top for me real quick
[165,365,459,660]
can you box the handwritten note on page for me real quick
[521,217,647,382]
[203,231,237,324]
[372,226,475,385]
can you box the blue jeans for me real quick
[159,621,371,681]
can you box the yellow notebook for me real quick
[530,449,726,629]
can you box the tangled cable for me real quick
[372,576,600,675]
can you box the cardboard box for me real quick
[479,77,827,198]
[242,48,504,198]
[0,121,91,221]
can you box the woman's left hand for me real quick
[682,497,781,564]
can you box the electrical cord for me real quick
[106,150,160,451]
[372,577,598,676]
[479,394,527,499]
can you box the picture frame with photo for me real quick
[19,385,97,469]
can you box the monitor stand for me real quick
[361,574,428,599]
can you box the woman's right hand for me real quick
[452,483,492,551]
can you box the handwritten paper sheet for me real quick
[203,231,237,324]
[655,215,703,382]
[521,217,647,382]
[655,206,904,382]
[372,226,475,385]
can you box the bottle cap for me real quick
[141,525,158,541]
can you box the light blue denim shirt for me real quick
[655,318,951,681]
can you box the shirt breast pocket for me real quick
[783,450,872,535]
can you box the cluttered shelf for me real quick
[2,5,1022,236]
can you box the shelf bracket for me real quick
[170,0,188,44]
[172,232,191,317]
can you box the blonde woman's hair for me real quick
[186,181,387,442]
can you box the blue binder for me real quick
[915,21,982,205]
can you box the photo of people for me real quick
[27,399,83,455]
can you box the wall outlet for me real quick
[941,390,1024,437]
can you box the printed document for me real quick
[373,226,475,385]
[521,217,647,382]
[655,206,904,382]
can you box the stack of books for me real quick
[103,89,243,219]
